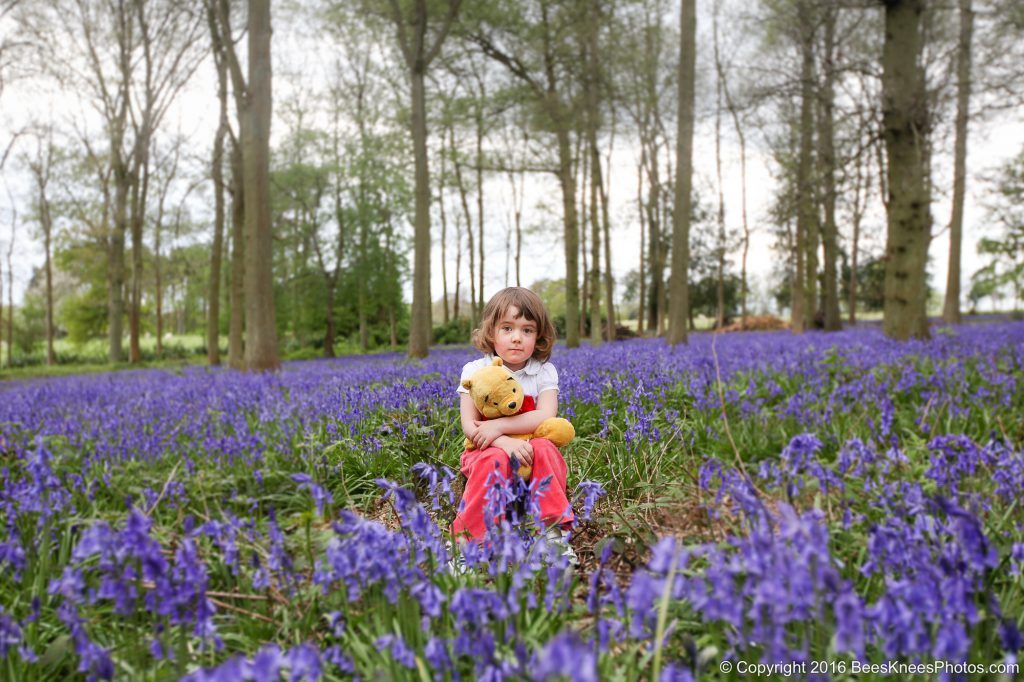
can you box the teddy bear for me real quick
[460,357,575,479]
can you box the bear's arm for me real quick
[487,390,558,435]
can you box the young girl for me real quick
[452,287,575,544]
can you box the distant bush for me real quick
[433,317,472,345]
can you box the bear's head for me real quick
[461,357,524,419]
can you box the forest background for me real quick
[0,0,1022,374]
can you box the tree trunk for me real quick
[208,133,225,365]
[228,142,245,368]
[792,0,815,334]
[475,105,485,317]
[509,167,524,289]
[713,3,726,330]
[0,258,3,368]
[579,134,589,339]
[588,138,601,345]
[439,141,450,324]
[453,209,462,321]
[5,235,12,368]
[943,0,972,325]
[208,45,229,366]
[241,0,278,371]
[637,153,645,336]
[155,216,163,358]
[599,137,615,342]
[42,199,55,367]
[556,126,580,347]
[719,37,749,326]
[667,0,695,345]
[110,147,128,363]
[849,147,865,324]
[408,65,432,358]
[585,8,603,345]
[882,0,931,340]
[645,152,660,334]
[323,284,336,357]
[452,127,476,321]
[129,128,151,364]
[819,6,841,331]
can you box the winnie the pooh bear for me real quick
[460,357,575,479]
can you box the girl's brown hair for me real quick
[471,287,557,362]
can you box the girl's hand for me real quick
[497,438,533,469]
[471,420,504,451]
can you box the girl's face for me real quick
[492,305,537,371]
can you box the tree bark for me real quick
[556,125,581,347]
[819,5,842,331]
[943,0,972,324]
[451,125,476,319]
[439,138,449,325]
[155,210,163,358]
[5,231,12,368]
[637,154,646,336]
[128,124,151,364]
[718,22,749,327]
[228,142,245,368]
[882,0,931,340]
[792,0,815,334]
[600,124,616,341]
[578,131,589,339]
[585,5,603,345]
[712,2,726,330]
[393,0,462,359]
[667,0,695,345]
[0,255,3,368]
[240,0,279,371]
[475,95,485,318]
[409,65,433,358]
[41,188,55,367]
[849,143,866,324]
[207,1,230,366]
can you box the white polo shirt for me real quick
[456,355,559,400]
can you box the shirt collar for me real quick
[488,354,542,376]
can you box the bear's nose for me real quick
[508,401,517,410]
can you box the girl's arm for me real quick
[478,390,558,436]
[460,392,483,439]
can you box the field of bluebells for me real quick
[1,322,1023,681]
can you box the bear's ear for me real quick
[461,379,472,390]
[491,357,503,367]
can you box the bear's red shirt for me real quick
[481,395,535,420]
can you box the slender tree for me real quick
[5,207,14,368]
[943,0,973,324]
[386,0,463,358]
[240,0,278,370]
[206,0,229,365]
[881,0,931,340]
[208,0,246,368]
[667,0,695,345]
[791,0,816,334]
[818,4,841,331]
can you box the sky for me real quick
[1,3,1021,319]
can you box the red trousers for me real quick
[451,438,574,541]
